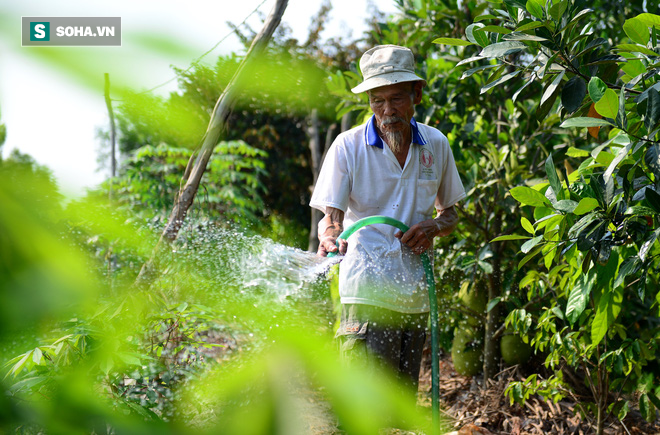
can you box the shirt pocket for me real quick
[415,179,439,216]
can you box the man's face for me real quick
[368,82,420,135]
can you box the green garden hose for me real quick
[327,215,441,432]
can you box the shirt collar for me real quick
[365,115,427,149]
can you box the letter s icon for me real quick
[29,22,50,42]
[35,24,46,38]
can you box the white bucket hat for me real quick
[351,45,427,94]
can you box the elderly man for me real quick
[310,45,466,392]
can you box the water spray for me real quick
[327,215,441,433]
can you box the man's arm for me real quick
[396,205,459,254]
[317,207,348,256]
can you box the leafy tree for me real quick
[0,149,63,222]
[434,0,660,432]
[100,141,268,225]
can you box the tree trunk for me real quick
[104,73,117,202]
[134,0,289,288]
[483,256,501,380]
[308,109,322,252]
[483,217,503,380]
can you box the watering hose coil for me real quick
[327,215,440,432]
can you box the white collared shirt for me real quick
[310,116,466,313]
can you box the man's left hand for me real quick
[395,219,438,254]
[395,206,458,254]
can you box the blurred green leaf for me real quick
[479,41,527,58]
[560,117,613,128]
[511,186,551,207]
[623,17,650,45]
[432,37,474,46]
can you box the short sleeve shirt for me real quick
[310,116,466,313]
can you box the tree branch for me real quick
[134,0,289,288]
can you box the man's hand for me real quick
[317,207,347,257]
[395,206,458,254]
[318,236,348,256]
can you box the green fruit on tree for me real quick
[500,332,533,366]
[451,325,483,376]
[458,282,487,326]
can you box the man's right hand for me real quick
[317,207,346,257]
[318,236,348,257]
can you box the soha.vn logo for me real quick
[30,22,50,41]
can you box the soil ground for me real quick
[296,349,660,435]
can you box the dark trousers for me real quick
[336,304,428,393]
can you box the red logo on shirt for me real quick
[420,149,434,168]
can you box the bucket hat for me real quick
[351,45,427,94]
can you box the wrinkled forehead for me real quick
[367,82,414,98]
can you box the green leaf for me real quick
[526,0,544,19]
[541,71,565,107]
[592,285,623,345]
[647,392,660,413]
[554,200,578,213]
[641,394,653,422]
[587,77,607,103]
[480,25,512,34]
[522,235,544,253]
[645,89,660,132]
[624,205,657,216]
[460,64,499,80]
[646,188,660,213]
[548,0,568,22]
[32,347,43,365]
[639,228,660,262]
[490,234,532,242]
[614,256,640,288]
[566,272,594,325]
[521,216,535,234]
[591,291,610,344]
[645,144,660,179]
[594,88,619,119]
[487,297,501,313]
[561,76,586,113]
[573,198,599,215]
[516,21,545,32]
[518,245,543,269]
[576,218,607,251]
[604,142,632,182]
[512,74,535,102]
[466,23,490,47]
[545,154,562,200]
[504,0,528,10]
[510,186,551,207]
[478,259,494,274]
[635,13,660,29]
[475,14,498,22]
[503,31,547,41]
[7,376,48,394]
[479,41,527,58]
[432,37,474,46]
[560,117,614,128]
[480,70,521,94]
[584,55,627,66]
[624,17,650,45]
[614,44,658,56]
[566,146,590,157]
[616,86,628,130]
